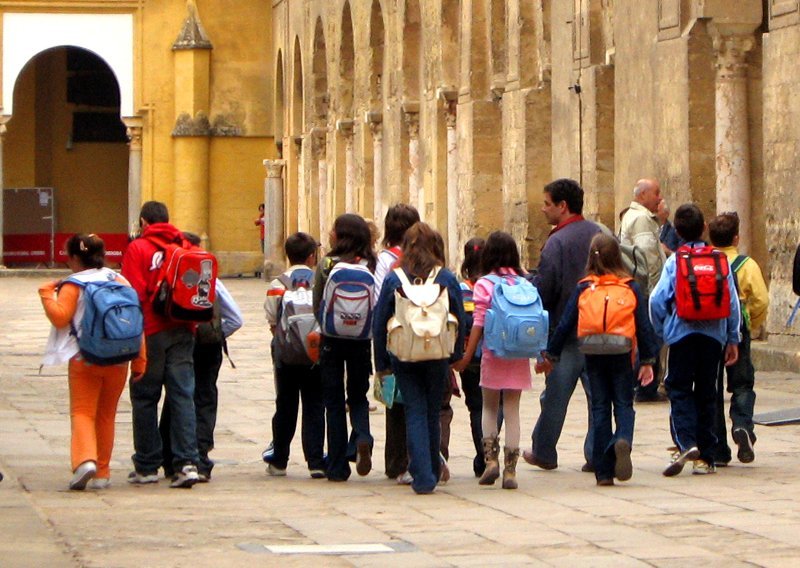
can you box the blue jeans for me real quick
[320,337,373,480]
[394,360,448,494]
[586,354,635,481]
[531,339,593,465]
[130,327,198,473]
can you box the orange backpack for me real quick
[577,274,637,355]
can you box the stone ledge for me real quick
[752,339,800,373]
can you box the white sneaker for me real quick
[69,460,97,490]
[170,464,199,488]
[396,471,413,485]
[89,478,111,490]
[267,464,287,477]
[127,470,159,485]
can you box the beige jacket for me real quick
[620,201,666,292]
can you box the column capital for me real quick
[403,109,420,139]
[712,33,755,80]
[335,118,354,137]
[263,159,286,178]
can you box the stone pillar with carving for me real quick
[337,119,356,213]
[714,33,755,253]
[171,1,213,243]
[123,117,144,237]
[263,159,286,278]
[367,112,384,225]
[0,119,6,267]
[445,102,458,270]
[403,108,422,217]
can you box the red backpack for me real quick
[148,236,218,322]
[674,245,731,321]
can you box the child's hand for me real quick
[724,344,739,367]
[638,364,654,386]
[534,359,552,375]
[451,357,469,374]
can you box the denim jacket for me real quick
[373,266,466,373]
[648,241,741,347]
[546,278,659,364]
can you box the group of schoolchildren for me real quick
[33,181,768,494]
[261,186,767,493]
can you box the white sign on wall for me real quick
[2,12,134,116]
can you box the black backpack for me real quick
[793,244,800,296]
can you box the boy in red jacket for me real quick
[121,201,200,488]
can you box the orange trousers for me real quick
[68,358,127,478]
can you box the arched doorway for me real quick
[4,46,129,266]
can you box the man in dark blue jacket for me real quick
[524,179,601,471]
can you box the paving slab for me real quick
[2,276,800,567]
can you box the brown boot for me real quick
[478,437,500,485]
[502,447,520,489]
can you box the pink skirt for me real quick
[479,348,532,391]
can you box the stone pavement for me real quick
[2,276,800,567]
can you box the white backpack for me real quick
[387,267,458,362]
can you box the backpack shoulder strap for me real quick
[393,267,413,288]
[277,273,293,290]
[425,267,441,285]
[731,255,750,274]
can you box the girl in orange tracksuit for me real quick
[39,234,146,490]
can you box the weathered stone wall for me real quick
[763,13,800,338]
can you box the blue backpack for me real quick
[67,277,144,366]
[483,274,548,359]
[320,259,375,339]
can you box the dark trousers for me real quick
[461,362,485,475]
[161,341,223,476]
[384,404,408,478]
[586,354,635,481]
[270,361,325,470]
[713,327,756,462]
[320,336,373,480]
[665,334,723,464]
[395,360,448,493]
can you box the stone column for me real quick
[0,118,7,267]
[263,159,286,278]
[123,117,143,236]
[337,119,356,213]
[366,111,384,224]
[296,137,306,233]
[714,33,755,253]
[403,107,422,217]
[313,130,328,238]
[445,102,459,270]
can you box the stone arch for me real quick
[312,17,329,124]
[4,46,129,256]
[402,0,423,101]
[441,0,460,88]
[490,0,507,87]
[292,36,303,135]
[2,12,134,117]
[275,49,285,143]
[340,1,355,118]
[369,0,386,106]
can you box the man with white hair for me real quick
[620,178,667,402]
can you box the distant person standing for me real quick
[657,200,680,255]
[620,178,667,403]
[255,203,266,253]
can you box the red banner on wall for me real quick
[3,233,129,265]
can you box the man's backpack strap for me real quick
[731,255,750,274]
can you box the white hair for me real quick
[633,181,649,198]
